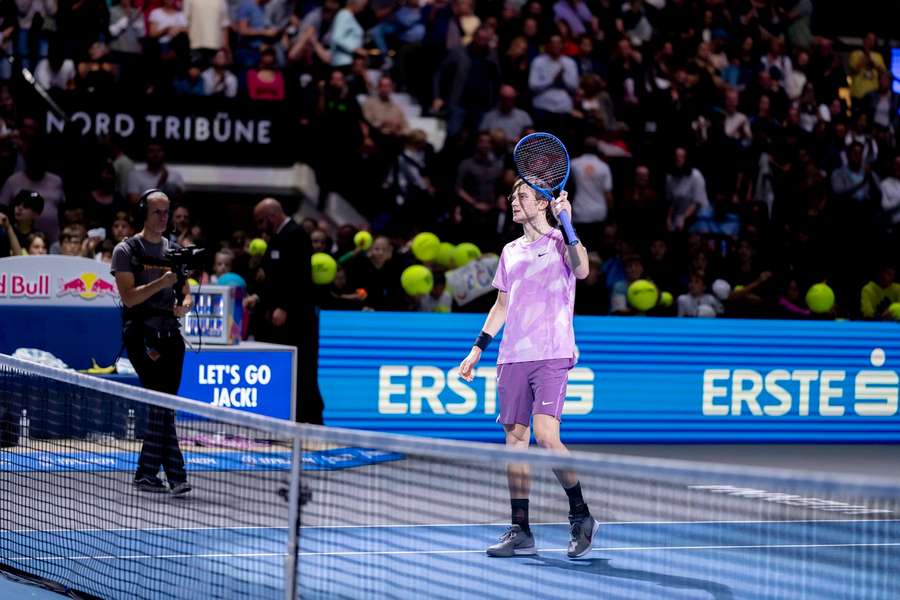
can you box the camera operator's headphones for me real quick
[136,188,164,223]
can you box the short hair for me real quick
[12,189,44,214]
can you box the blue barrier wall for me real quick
[319,311,900,443]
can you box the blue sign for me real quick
[320,311,900,443]
[0,447,403,473]
[180,350,294,419]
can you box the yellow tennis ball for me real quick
[249,238,267,257]
[452,242,482,267]
[435,242,455,267]
[354,230,373,250]
[627,279,659,311]
[401,265,434,296]
[888,302,900,321]
[311,252,337,285]
[659,291,673,307]
[806,283,835,314]
[411,232,441,262]
[187,278,199,287]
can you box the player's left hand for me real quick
[174,304,191,318]
[272,308,287,327]
[551,191,572,219]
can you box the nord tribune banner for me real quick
[43,97,297,166]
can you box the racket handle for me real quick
[558,210,580,246]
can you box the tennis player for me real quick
[459,179,596,558]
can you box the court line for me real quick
[4,518,900,535]
[7,542,900,563]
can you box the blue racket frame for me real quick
[513,132,580,246]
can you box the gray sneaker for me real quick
[486,525,537,557]
[567,515,599,558]
[170,481,192,497]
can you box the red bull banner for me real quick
[0,256,119,307]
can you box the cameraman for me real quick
[111,189,193,496]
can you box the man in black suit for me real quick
[249,197,324,424]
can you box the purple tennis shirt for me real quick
[492,229,576,364]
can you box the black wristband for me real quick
[474,331,493,351]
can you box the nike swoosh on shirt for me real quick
[537,252,548,257]
[541,401,554,406]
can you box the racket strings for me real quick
[514,138,568,190]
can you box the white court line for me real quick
[4,518,900,535]
[7,542,900,563]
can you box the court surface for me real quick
[2,445,899,599]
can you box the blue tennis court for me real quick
[4,517,899,599]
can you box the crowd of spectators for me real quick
[0,0,899,323]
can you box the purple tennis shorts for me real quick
[496,358,575,426]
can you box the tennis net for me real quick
[2,352,899,600]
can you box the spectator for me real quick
[174,58,207,96]
[148,0,189,54]
[110,211,135,242]
[75,42,117,95]
[848,32,886,101]
[571,136,613,244]
[246,46,286,101]
[432,26,502,139]
[552,0,597,38]
[478,84,533,141]
[14,0,52,70]
[108,0,145,90]
[58,224,88,257]
[665,147,709,233]
[455,131,503,244]
[528,34,578,121]
[720,88,752,145]
[0,143,65,243]
[831,142,880,207]
[169,204,192,244]
[235,0,280,70]
[25,231,48,255]
[127,143,186,205]
[0,207,22,257]
[307,0,367,69]
[382,129,437,224]
[609,254,644,315]
[362,75,409,137]
[419,270,452,312]
[866,72,898,133]
[310,228,332,254]
[776,277,812,319]
[184,0,230,65]
[286,0,340,65]
[618,164,663,246]
[784,0,814,50]
[368,0,424,70]
[860,263,900,321]
[85,162,125,229]
[10,190,44,248]
[34,39,76,91]
[202,48,239,97]
[880,156,900,238]
[211,248,235,283]
[346,235,403,310]
[677,273,724,317]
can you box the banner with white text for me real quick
[319,311,900,443]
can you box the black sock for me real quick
[565,482,589,518]
[511,498,530,533]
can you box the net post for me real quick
[283,435,303,600]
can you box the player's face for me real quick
[509,186,547,224]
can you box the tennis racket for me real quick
[512,132,579,246]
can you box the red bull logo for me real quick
[57,273,119,300]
